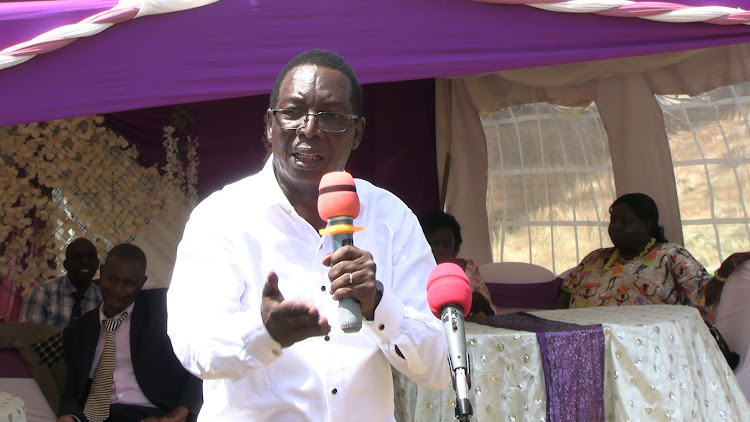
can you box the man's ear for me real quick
[138,275,148,290]
[351,116,366,150]
[264,109,274,149]
[62,259,71,273]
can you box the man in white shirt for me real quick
[167,49,450,421]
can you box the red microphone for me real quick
[426,263,473,421]
[318,171,364,333]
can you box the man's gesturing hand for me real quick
[261,272,330,348]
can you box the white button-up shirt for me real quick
[167,157,449,421]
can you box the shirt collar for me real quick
[62,274,99,299]
[98,302,135,325]
[61,275,77,295]
[257,154,368,217]
[257,154,299,214]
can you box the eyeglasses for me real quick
[271,109,360,133]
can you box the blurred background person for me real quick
[22,237,102,327]
[557,192,750,323]
[419,210,500,317]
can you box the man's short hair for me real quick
[105,243,147,274]
[269,49,363,116]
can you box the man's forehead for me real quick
[280,65,352,98]
[66,239,96,257]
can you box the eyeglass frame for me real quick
[269,108,361,133]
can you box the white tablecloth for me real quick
[0,391,26,422]
[393,305,750,421]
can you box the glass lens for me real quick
[317,112,351,132]
[276,109,306,129]
[275,110,353,132]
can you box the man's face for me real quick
[266,64,365,196]
[99,255,146,318]
[63,239,99,284]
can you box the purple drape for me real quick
[472,312,605,422]
[105,79,440,214]
[3,0,750,127]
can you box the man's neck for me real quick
[276,172,327,231]
[69,278,91,294]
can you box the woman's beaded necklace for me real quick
[603,237,656,271]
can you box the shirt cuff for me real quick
[238,301,284,364]
[363,287,407,341]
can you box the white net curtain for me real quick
[475,81,750,274]
[481,103,615,274]
[658,84,750,268]
[437,43,750,273]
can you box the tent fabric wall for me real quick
[438,43,750,266]
[4,0,750,128]
[105,79,440,210]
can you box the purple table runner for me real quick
[467,312,605,422]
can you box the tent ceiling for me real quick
[2,0,750,127]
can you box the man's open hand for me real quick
[261,272,330,347]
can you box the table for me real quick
[393,305,750,421]
[0,391,26,422]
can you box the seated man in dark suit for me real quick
[57,244,202,422]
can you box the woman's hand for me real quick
[707,251,750,305]
[469,291,494,317]
[716,251,750,279]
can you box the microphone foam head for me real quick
[318,171,360,221]
[425,262,472,318]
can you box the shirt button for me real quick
[118,394,123,398]
[321,286,326,292]
[324,335,330,341]
[378,324,385,331]
[331,388,338,395]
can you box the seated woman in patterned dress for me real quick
[556,193,750,323]
[418,211,500,317]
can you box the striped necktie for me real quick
[71,292,86,321]
[83,312,128,422]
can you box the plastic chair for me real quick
[479,262,558,311]
[715,260,750,401]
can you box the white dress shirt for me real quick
[90,303,156,408]
[167,157,450,421]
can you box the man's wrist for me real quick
[366,280,384,321]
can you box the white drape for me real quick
[437,42,750,266]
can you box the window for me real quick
[657,83,750,268]
[481,102,615,274]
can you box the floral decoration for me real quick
[0,115,197,296]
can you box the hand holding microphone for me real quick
[318,171,379,333]
[426,263,474,421]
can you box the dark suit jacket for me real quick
[60,288,202,420]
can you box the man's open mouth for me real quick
[293,153,323,162]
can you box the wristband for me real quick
[714,272,728,282]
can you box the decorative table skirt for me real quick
[393,305,750,421]
[0,391,26,422]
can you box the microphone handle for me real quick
[331,217,362,333]
[441,306,473,419]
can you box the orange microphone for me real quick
[318,171,364,333]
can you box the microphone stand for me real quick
[444,307,473,421]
